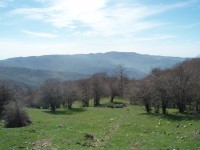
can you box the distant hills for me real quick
[0,51,184,87]
[0,67,88,87]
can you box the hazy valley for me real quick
[0,51,184,88]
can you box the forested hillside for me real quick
[0,52,184,78]
[0,67,88,87]
[0,52,184,87]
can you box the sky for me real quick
[0,0,200,59]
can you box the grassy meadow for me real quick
[0,99,200,150]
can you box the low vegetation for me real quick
[0,80,31,128]
[26,58,200,115]
[0,99,200,149]
[3,101,31,128]
[129,58,200,114]
[0,58,200,149]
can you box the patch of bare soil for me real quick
[32,139,57,150]
[76,125,121,149]
[76,133,104,148]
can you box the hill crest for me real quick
[0,51,184,87]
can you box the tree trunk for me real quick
[162,104,167,114]
[145,103,151,113]
[82,99,89,107]
[67,98,72,109]
[68,104,72,109]
[178,102,185,113]
[94,97,100,107]
[85,100,89,107]
[110,95,115,103]
[154,105,160,113]
[50,104,56,112]
[196,99,199,112]
[173,102,176,108]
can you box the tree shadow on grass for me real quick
[139,112,200,121]
[43,108,87,115]
[100,102,127,108]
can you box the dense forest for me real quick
[0,57,199,127]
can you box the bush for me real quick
[0,81,13,115]
[3,101,31,128]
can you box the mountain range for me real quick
[0,51,184,87]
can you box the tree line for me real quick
[28,57,200,114]
[1,58,199,127]
[128,58,200,114]
[27,65,128,112]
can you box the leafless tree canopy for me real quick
[3,101,31,128]
[40,79,62,112]
[61,81,79,109]
[21,58,200,115]
[0,80,14,114]
[128,58,200,114]
[114,65,127,98]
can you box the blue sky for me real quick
[0,0,200,59]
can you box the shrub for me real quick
[0,81,13,115]
[3,101,31,128]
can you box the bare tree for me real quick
[114,65,127,98]
[91,73,108,107]
[40,79,62,112]
[171,62,192,113]
[108,76,119,103]
[127,80,139,105]
[150,68,173,114]
[62,81,78,109]
[138,78,152,113]
[0,80,13,114]
[129,58,200,114]
[25,89,42,109]
[150,68,162,113]
[3,100,31,128]
[186,58,200,112]
[78,79,91,107]
[159,69,174,114]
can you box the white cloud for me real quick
[21,30,59,38]
[11,0,197,37]
[0,0,13,7]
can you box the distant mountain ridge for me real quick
[0,67,89,87]
[0,51,185,87]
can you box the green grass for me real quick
[0,99,200,150]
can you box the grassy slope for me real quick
[0,99,200,150]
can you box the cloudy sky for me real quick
[0,0,200,59]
